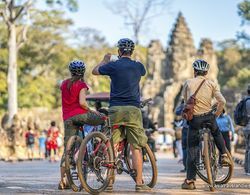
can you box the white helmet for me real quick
[192,59,210,72]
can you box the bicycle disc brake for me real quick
[71,170,79,180]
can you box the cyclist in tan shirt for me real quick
[181,59,231,190]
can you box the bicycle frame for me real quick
[88,121,133,176]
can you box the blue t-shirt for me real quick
[216,114,235,133]
[38,137,46,148]
[99,57,146,107]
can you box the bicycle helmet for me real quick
[192,59,210,72]
[117,38,135,52]
[68,60,86,76]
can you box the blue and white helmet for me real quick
[192,59,210,72]
[68,60,86,76]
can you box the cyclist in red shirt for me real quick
[58,60,105,190]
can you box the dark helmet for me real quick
[68,60,86,76]
[192,59,210,72]
[117,38,135,52]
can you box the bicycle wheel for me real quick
[77,132,113,194]
[203,132,215,191]
[196,141,234,185]
[65,135,82,192]
[214,148,234,185]
[124,143,157,188]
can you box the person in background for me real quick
[173,115,183,163]
[142,110,157,157]
[25,127,35,160]
[47,121,59,162]
[243,85,250,176]
[38,130,47,159]
[216,109,235,153]
[175,100,189,172]
[56,130,64,157]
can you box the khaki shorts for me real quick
[60,111,105,167]
[109,106,148,149]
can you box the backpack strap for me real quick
[193,79,206,97]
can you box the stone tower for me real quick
[197,38,218,82]
[165,12,196,82]
[142,40,166,98]
[142,12,219,128]
[142,40,166,125]
[164,12,196,127]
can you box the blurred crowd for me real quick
[25,121,63,161]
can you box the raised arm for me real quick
[92,53,111,75]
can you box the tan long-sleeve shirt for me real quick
[182,76,226,116]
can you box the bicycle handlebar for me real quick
[140,98,153,108]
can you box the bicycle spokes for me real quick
[80,136,111,190]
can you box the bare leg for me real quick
[60,166,66,182]
[131,145,143,185]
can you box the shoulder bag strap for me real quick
[193,79,206,97]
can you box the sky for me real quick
[51,0,246,48]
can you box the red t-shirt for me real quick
[61,79,89,120]
[47,127,59,149]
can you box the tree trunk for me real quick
[7,24,18,123]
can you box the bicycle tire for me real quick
[65,135,82,192]
[196,143,234,185]
[203,132,215,191]
[214,148,234,185]
[124,143,157,188]
[77,132,113,194]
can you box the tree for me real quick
[238,0,250,45]
[0,0,78,123]
[217,39,250,90]
[106,0,170,44]
[73,27,107,49]
[0,0,33,123]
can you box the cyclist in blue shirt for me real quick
[92,38,150,192]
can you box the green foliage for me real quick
[238,0,250,24]
[45,0,78,12]
[18,76,57,108]
[227,68,250,88]
[0,2,149,114]
[238,0,250,44]
[0,24,8,111]
[217,39,250,90]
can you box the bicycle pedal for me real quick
[117,168,123,175]
[129,169,137,178]
[143,155,149,162]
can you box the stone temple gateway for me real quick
[142,12,218,128]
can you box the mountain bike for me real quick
[77,99,158,194]
[65,125,100,192]
[195,122,234,191]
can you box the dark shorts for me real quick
[27,144,34,151]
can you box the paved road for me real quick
[0,153,249,195]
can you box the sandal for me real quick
[58,180,70,190]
